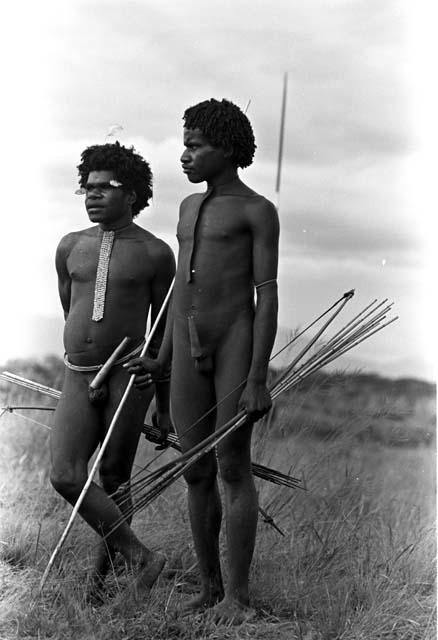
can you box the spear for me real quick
[275,71,288,211]
[38,278,175,592]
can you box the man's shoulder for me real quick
[56,227,97,266]
[142,233,176,277]
[59,225,97,240]
[132,224,175,263]
[225,181,276,213]
[247,191,275,206]
[241,191,279,236]
[57,227,93,251]
[180,192,205,211]
[243,190,277,215]
[149,236,175,262]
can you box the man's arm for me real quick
[55,235,73,320]
[147,242,176,361]
[239,199,279,420]
[126,241,175,440]
[148,243,175,436]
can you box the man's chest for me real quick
[177,201,248,246]
[67,238,153,285]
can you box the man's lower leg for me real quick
[88,482,133,593]
[184,479,224,609]
[223,474,258,605]
[82,483,165,599]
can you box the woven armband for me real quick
[255,278,277,290]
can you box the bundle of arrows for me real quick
[0,290,397,590]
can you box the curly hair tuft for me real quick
[77,142,153,217]
[183,99,256,168]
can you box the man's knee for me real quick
[50,466,86,500]
[99,463,129,495]
[219,458,251,486]
[217,436,252,486]
[183,458,217,489]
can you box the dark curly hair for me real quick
[183,99,256,169]
[77,142,153,217]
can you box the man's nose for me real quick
[180,149,190,164]
[87,188,103,197]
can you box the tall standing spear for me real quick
[38,278,175,592]
[275,71,288,211]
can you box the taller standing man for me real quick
[133,99,279,623]
[51,142,175,599]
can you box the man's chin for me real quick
[87,214,103,223]
[185,174,204,184]
[87,210,106,222]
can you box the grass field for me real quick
[0,358,435,639]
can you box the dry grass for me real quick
[0,360,435,639]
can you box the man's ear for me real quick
[127,190,137,206]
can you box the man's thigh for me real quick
[101,366,155,477]
[171,318,216,452]
[51,368,101,472]
[214,313,254,466]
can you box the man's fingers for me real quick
[245,404,271,422]
[152,412,171,449]
[154,426,170,449]
[123,356,160,374]
[123,357,143,369]
[133,374,153,388]
[124,364,142,373]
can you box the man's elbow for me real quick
[256,285,278,310]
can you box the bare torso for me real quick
[174,183,269,316]
[59,223,165,365]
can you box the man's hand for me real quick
[238,380,272,423]
[152,411,174,450]
[123,356,162,388]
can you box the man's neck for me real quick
[206,171,241,194]
[99,217,134,233]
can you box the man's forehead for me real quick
[183,128,209,143]
[87,169,115,182]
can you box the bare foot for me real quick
[110,552,166,614]
[130,552,166,599]
[209,597,256,625]
[181,589,224,614]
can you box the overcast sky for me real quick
[0,1,435,380]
